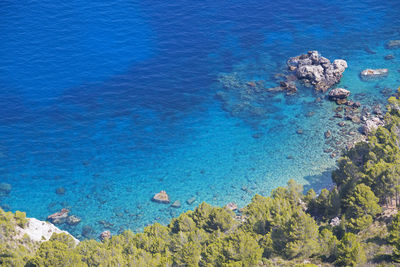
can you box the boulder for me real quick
[47,208,69,224]
[225,202,238,211]
[66,215,81,226]
[386,40,400,49]
[328,88,350,104]
[100,230,111,241]
[171,200,181,208]
[0,183,12,195]
[360,69,388,80]
[152,190,170,204]
[287,51,348,92]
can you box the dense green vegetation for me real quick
[2,89,400,266]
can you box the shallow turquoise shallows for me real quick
[0,0,400,239]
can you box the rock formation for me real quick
[66,215,81,226]
[47,208,69,224]
[360,69,388,80]
[152,190,170,204]
[328,88,350,104]
[16,217,79,244]
[287,51,348,91]
[0,182,11,195]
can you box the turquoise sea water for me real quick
[0,0,400,239]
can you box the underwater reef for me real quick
[2,90,400,266]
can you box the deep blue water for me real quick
[1,0,400,239]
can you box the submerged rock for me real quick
[360,69,388,80]
[66,215,81,226]
[47,208,69,224]
[328,88,350,105]
[0,183,12,195]
[386,40,400,49]
[82,225,95,238]
[100,230,111,241]
[56,187,66,195]
[287,51,347,91]
[171,200,181,208]
[186,196,196,205]
[152,190,170,204]
[384,54,395,60]
[324,130,331,139]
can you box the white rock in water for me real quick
[16,218,79,245]
[360,69,388,80]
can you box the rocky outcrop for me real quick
[360,69,388,80]
[152,190,170,204]
[361,117,384,135]
[47,208,69,224]
[386,40,400,49]
[328,88,350,104]
[16,217,79,244]
[287,51,348,92]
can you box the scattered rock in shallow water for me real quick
[252,132,263,139]
[152,190,170,204]
[324,130,331,139]
[47,208,69,224]
[334,113,343,119]
[56,187,66,195]
[186,197,196,205]
[171,200,181,208]
[360,69,388,80]
[66,215,81,226]
[287,51,347,92]
[385,54,395,60]
[0,183,11,195]
[100,230,111,241]
[225,202,238,211]
[279,81,297,94]
[351,116,361,124]
[386,40,400,49]
[328,88,350,105]
[305,111,315,117]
